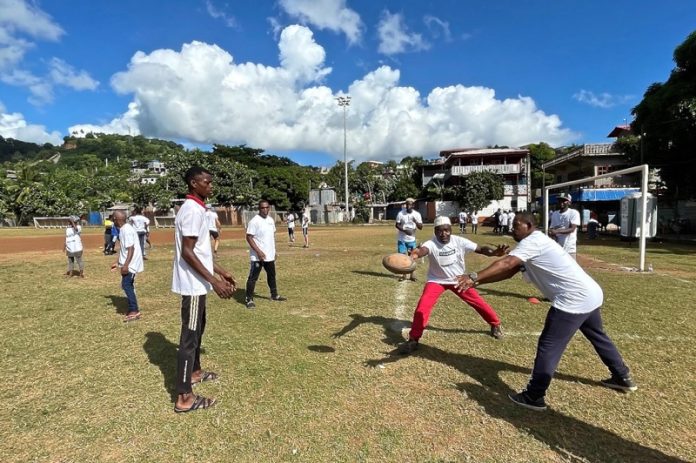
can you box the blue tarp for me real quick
[540,188,639,203]
[574,188,639,202]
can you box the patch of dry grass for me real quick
[1,225,694,462]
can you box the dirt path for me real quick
[0,228,248,254]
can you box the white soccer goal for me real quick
[544,164,650,272]
[154,216,176,228]
[33,217,73,228]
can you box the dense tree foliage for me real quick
[527,142,556,190]
[631,30,696,198]
[451,171,505,213]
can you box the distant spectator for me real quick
[549,194,581,259]
[470,211,479,234]
[111,210,144,322]
[286,212,296,243]
[206,205,222,254]
[129,206,150,260]
[588,212,599,240]
[103,214,114,255]
[302,213,310,248]
[65,216,84,278]
[458,210,468,233]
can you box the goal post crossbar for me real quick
[543,164,649,272]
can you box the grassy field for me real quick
[1,225,694,462]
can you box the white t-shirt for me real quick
[118,223,144,274]
[65,225,83,253]
[458,212,467,223]
[129,214,150,234]
[302,215,309,229]
[508,212,515,223]
[510,231,602,314]
[422,235,478,284]
[172,198,214,295]
[287,213,295,229]
[396,209,423,243]
[471,213,479,224]
[550,208,581,254]
[500,212,509,226]
[247,215,277,262]
[206,210,219,232]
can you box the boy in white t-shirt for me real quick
[172,167,237,414]
[397,216,509,355]
[458,210,467,233]
[456,211,636,411]
[286,212,296,243]
[129,207,150,259]
[301,213,310,248]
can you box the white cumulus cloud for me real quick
[279,0,363,45]
[0,101,63,145]
[377,10,429,55]
[71,25,575,161]
[573,89,634,109]
[0,0,98,105]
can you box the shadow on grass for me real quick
[143,332,178,403]
[332,314,488,346]
[365,344,685,463]
[351,270,398,279]
[105,295,129,315]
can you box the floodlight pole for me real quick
[337,96,351,222]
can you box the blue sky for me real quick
[1,0,694,167]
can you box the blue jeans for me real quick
[121,272,139,314]
[137,232,147,256]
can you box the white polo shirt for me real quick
[172,198,213,295]
[118,223,144,274]
[396,209,423,243]
[423,235,478,284]
[65,225,83,253]
[510,231,602,314]
[247,214,277,262]
[550,208,581,254]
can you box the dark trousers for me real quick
[526,307,630,400]
[176,295,207,394]
[121,273,139,313]
[245,260,277,301]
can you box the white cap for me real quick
[433,216,451,227]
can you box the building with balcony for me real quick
[421,147,531,215]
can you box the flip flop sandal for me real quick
[174,395,216,413]
[123,313,142,323]
[192,371,219,386]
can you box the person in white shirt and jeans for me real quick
[111,211,144,322]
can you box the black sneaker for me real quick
[245,300,256,309]
[508,391,547,411]
[397,339,419,355]
[490,324,503,339]
[271,295,287,302]
[601,375,638,392]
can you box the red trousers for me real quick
[408,282,501,341]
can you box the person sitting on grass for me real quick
[456,211,637,411]
[397,216,509,355]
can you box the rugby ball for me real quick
[382,253,417,274]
